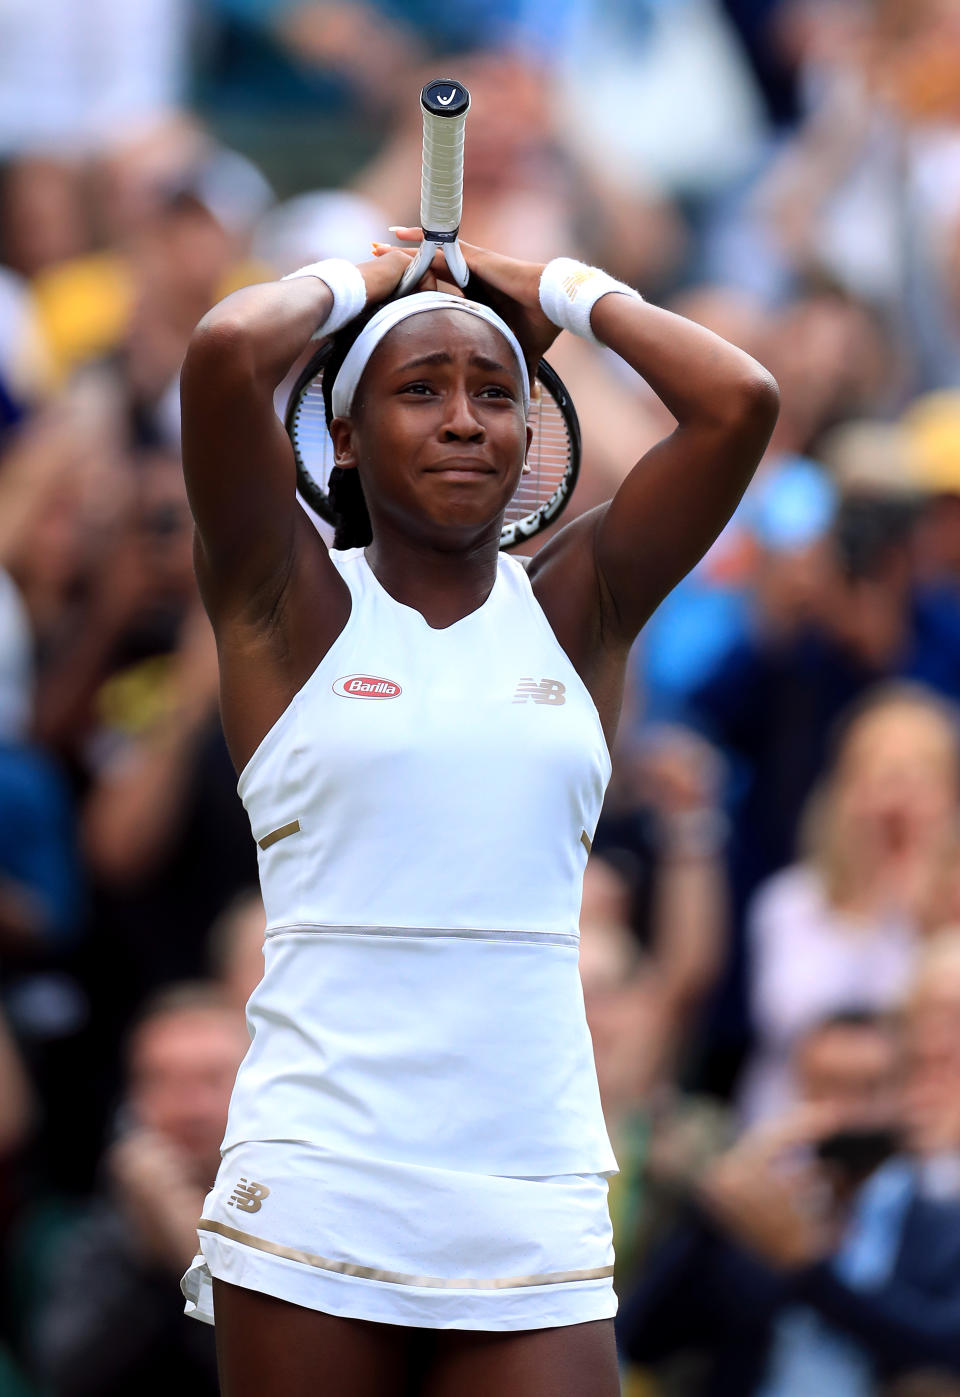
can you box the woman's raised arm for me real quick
[586,290,779,642]
[180,254,409,623]
[375,236,778,649]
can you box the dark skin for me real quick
[182,237,779,1396]
[212,1283,622,1397]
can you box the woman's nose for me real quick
[440,389,484,440]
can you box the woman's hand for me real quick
[373,230,560,371]
[109,1127,208,1272]
[355,249,414,307]
[696,1104,841,1269]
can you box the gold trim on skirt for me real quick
[199,1218,614,1291]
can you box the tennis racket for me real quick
[286,78,581,550]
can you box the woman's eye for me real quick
[400,382,435,395]
[479,385,513,400]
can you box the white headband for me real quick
[329,291,530,418]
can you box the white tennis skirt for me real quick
[182,1139,617,1331]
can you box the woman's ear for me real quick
[329,417,358,470]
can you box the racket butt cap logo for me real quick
[421,78,470,119]
[333,674,402,699]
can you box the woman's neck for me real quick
[363,528,501,630]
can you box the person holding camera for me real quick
[618,1009,960,1397]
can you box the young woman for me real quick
[178,234,778,1397]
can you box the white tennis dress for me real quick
[182,546,617,1330]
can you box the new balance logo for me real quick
[513,678,566,705]
[228,1178,271,1213]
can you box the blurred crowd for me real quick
[1,0,960,1394]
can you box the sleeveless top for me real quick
[221,547,617,1177]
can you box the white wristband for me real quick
[538,258,642,345]
[281,257,367,339]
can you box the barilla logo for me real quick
[333,674,402,699]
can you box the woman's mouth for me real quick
[425,459,496,478]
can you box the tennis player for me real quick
[179,237,778,1396]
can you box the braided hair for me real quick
[320,302,387,550]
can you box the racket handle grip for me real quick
[418,79,470,241]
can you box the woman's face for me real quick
[330,310,531,544]
[834,702,960,847]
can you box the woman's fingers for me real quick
[373,233,549,322]
[373,242,448,274]
[373,241,441,277]
[372,241,413,258]
[376,236,498,286]
[357,248,414,303]
[378,233,543,310]
[371,240,556,364]
[372,243,467,295]
[458,240,546,308]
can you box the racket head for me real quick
[285,345,580,549]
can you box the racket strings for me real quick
[507,394,571,523]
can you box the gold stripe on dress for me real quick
[580,829,592,854]
[198,1218,614,1290]
[258,819,301,851]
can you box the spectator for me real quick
[593,724,730,1067]
[0,1005,34,1164]
[73,462,257,1012]
[902,931,960,1199]
[579,854,655,1292]
[619,1008,960,1396]
[31,983,248,1397]
[903,393,960,591]
[691,498,960,903]
[0,0,188,159]
[206,888,265,1014]
[580,855,653,1121]
[740,684,960,1123]
[0,1003,35,1394]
